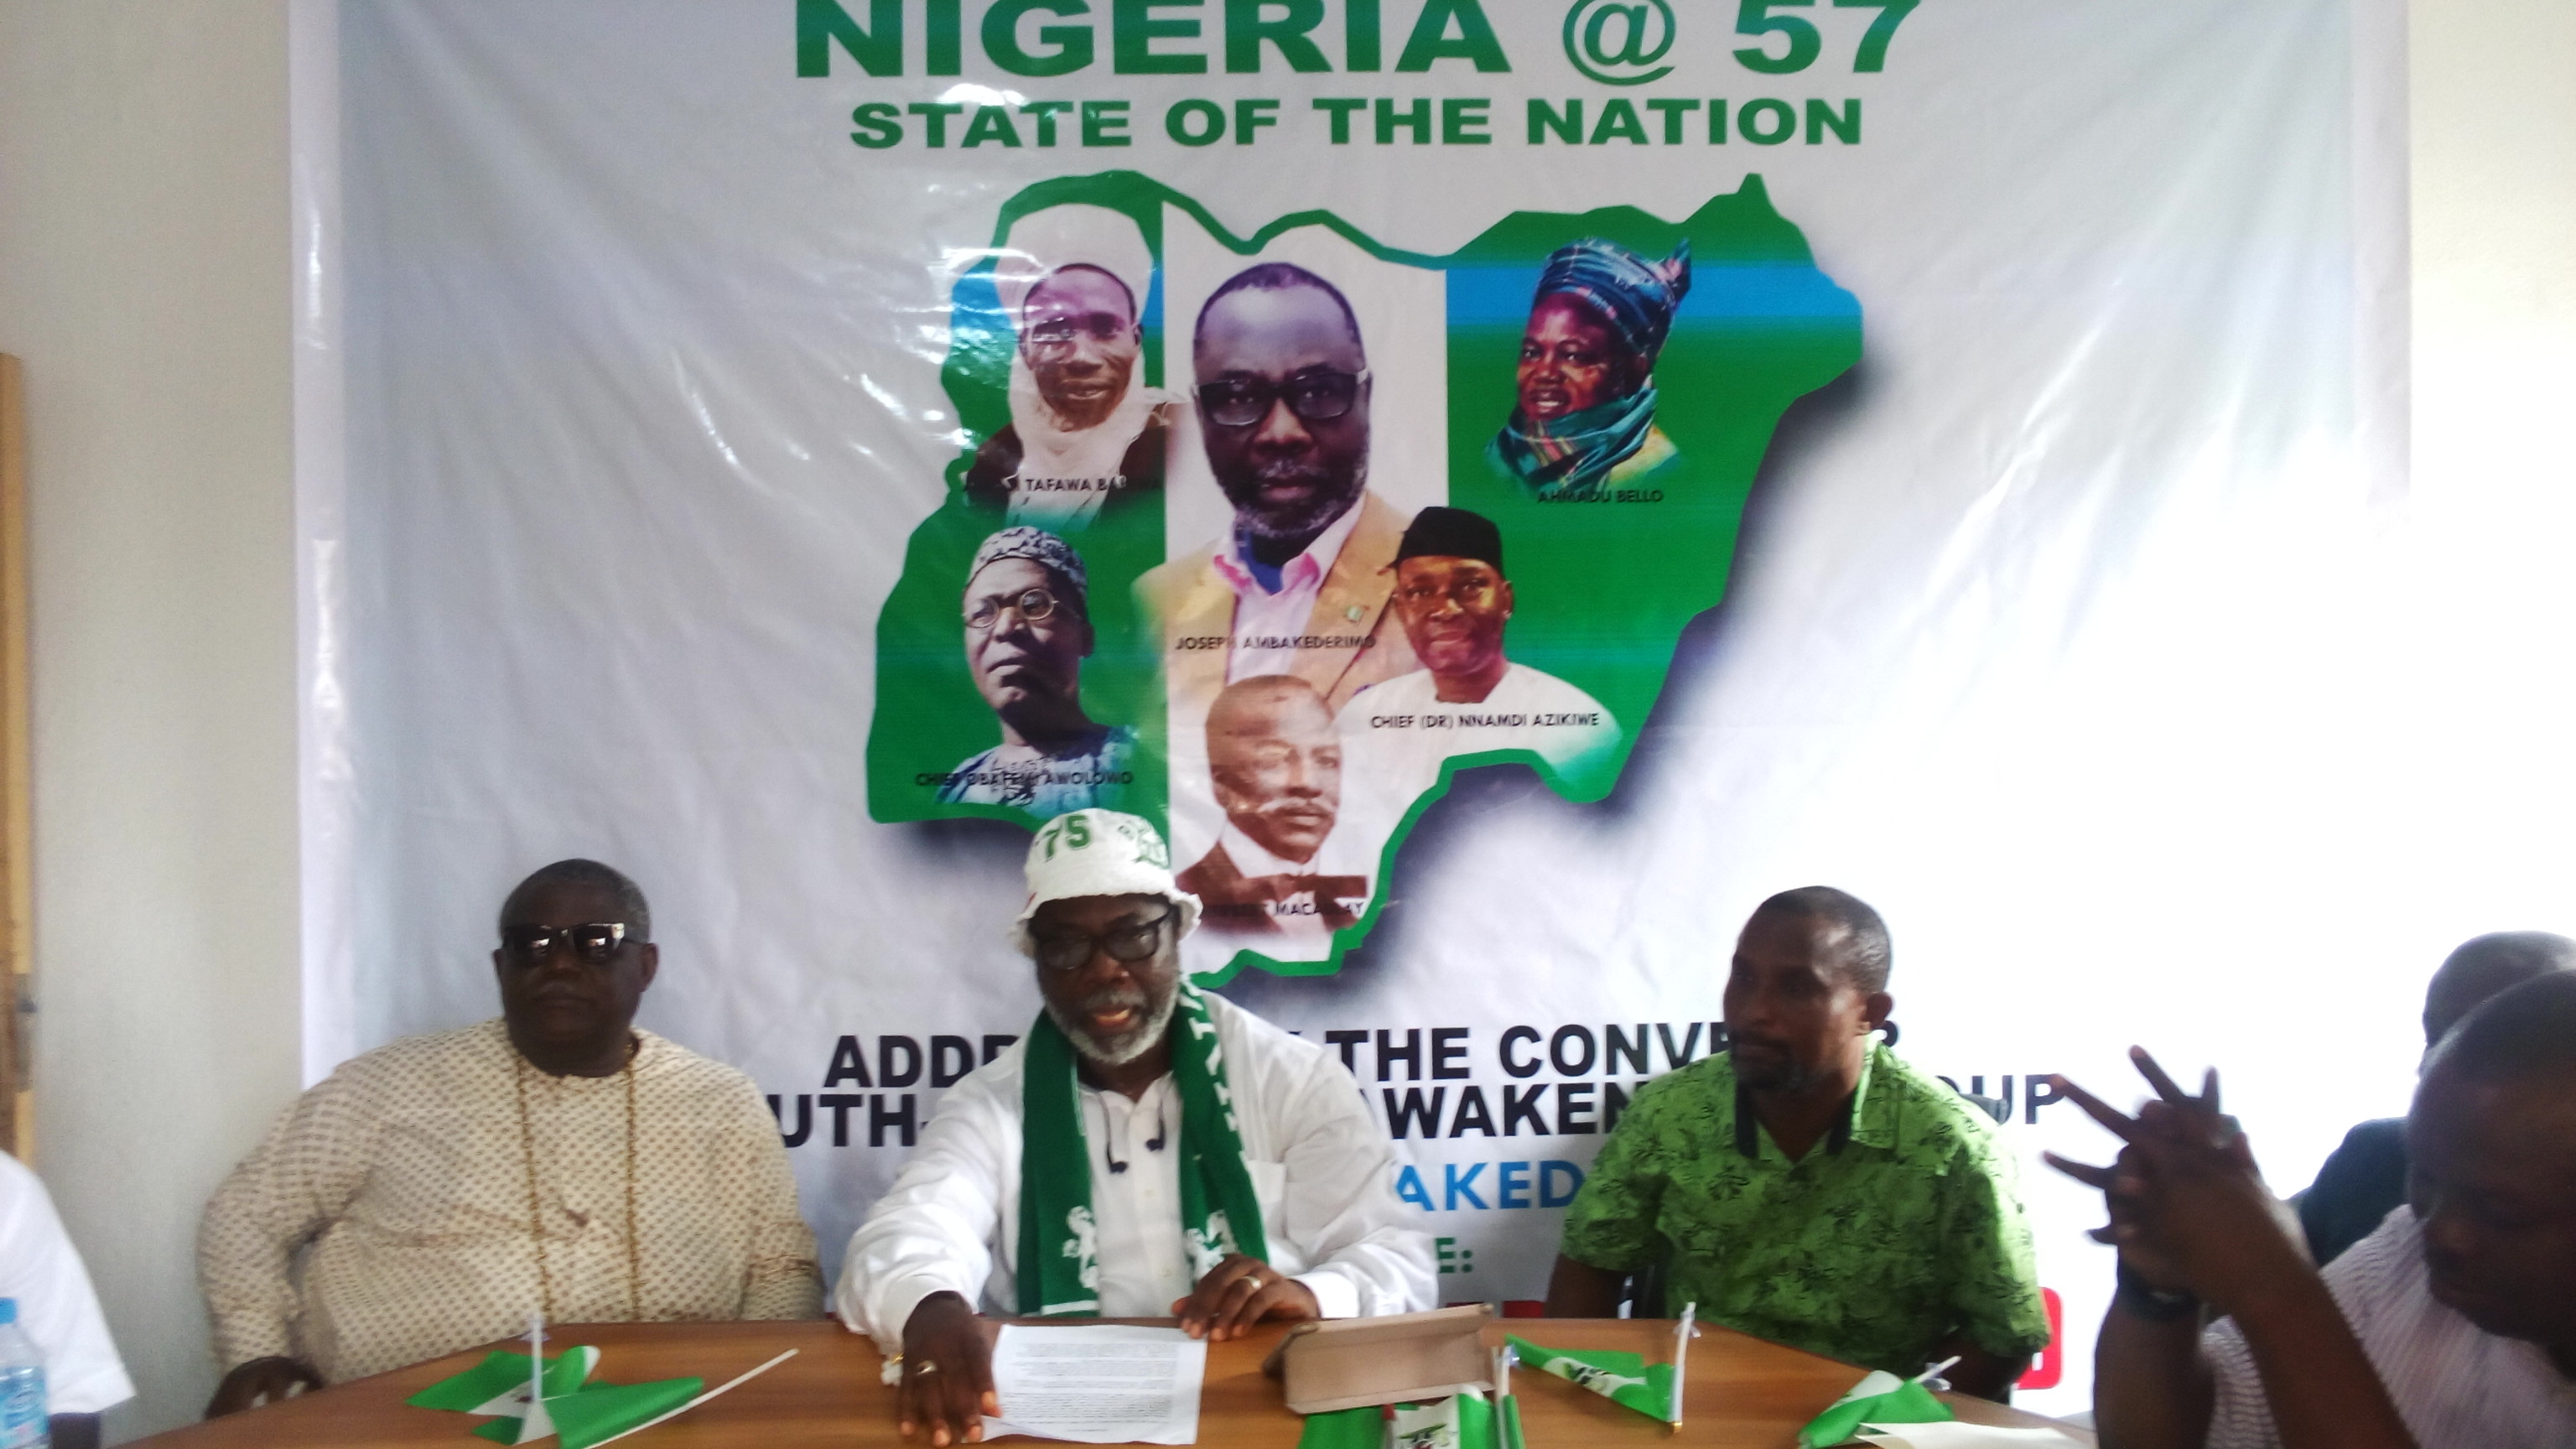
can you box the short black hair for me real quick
[1752,886,1892,995]
[2428,969,2576,1088]
[501,859,652,942]
[2429,932,2576,1005]
[1192,262,1363,356]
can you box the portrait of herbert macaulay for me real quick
[963,261,1172,530]
[1136,262,1420,719]
[936,527,1136,818]
[1336,506,1619,798]
[1486,238,1693,501]
[1178,674,1368,938]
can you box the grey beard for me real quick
[1047,986,1181,1067]
[1224,459,1368,543]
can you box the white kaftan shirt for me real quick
[836,992,1434,1346]
[200,1021,822,1383]
[0,1153,134,1414]
[2205,1207,2576,1447]
[1336,663,1619,800]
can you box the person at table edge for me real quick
[197,860,823,1413]
[1544,886,2049,1400]
[0,1150,134,1449]
[2050,975,2576,1446]
[838,808,1434,1445]
[2297,929,2574,1268]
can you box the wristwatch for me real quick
[2115,1258,2200,1322]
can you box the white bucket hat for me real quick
[1008,808,1202,953]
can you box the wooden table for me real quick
[129,1319,2093,1447]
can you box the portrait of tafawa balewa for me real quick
[965,207,1175,532]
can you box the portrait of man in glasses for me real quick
[1135,262,1420,729]
[963,262,1171,531]
[936,526,1138,818]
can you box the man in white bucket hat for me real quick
[838,809,1431,1445]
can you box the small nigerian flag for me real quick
[408,1345,703,1449]
[1797,1368,1954,1448]
[1503,1337,1676,1422]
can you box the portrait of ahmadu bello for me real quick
[935,527,1137,818]
[963,262,1172,529]
[1176,674,1367,937]
[1486,237,1693,501]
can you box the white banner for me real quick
[307,0,2410,1411]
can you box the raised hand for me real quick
[2043,1047,2308,1316]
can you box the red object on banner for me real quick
[2016,1288,2064,1389]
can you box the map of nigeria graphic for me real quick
[869,172,1860,979]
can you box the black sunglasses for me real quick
[501,922,632,967]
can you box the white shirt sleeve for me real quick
[836,1054,1020,1352]
[1268,1042,1437,1320]
[0,1154,134,1415]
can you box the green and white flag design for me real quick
[407,1347,704,1449]
[1502,1337,1676,1423]
[1016,980,1265,1317]
[1795,1369,1954,1448]
[1294,1391,1495,1449]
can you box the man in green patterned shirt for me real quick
[1545,887,2048,1400]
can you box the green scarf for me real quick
[1016,981,1268,1315]
[1484,387,1659,500]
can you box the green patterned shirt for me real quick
[1561,1041,2048,1375]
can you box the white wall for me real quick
[2412,4,2576,506]
[0,1,301,1440]
[0,0,2566,1441]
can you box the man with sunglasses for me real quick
[1137,262,1420,730]
[963,263,1171,530]
[937,527,1137,818]
[839,809,1431,1446]
[198,860,821,1413]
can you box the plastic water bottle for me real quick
[0,1297,47,1449]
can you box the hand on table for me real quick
[205,1355,323,1417]
[1171,1253,1321,1341]
[899,1292,997,1446]
[2041,1046,2311,1314]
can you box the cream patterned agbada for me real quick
[1561,1041,2047,1376]
[200,1021,821,1382]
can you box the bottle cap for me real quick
[0,1298,16,1326]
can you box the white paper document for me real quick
[981,1323,1208,1445]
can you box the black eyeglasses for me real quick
[1195,368,1368,429]
[965,586,1068,632]
[501,922,631,966]
[1031,909,1174,974]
